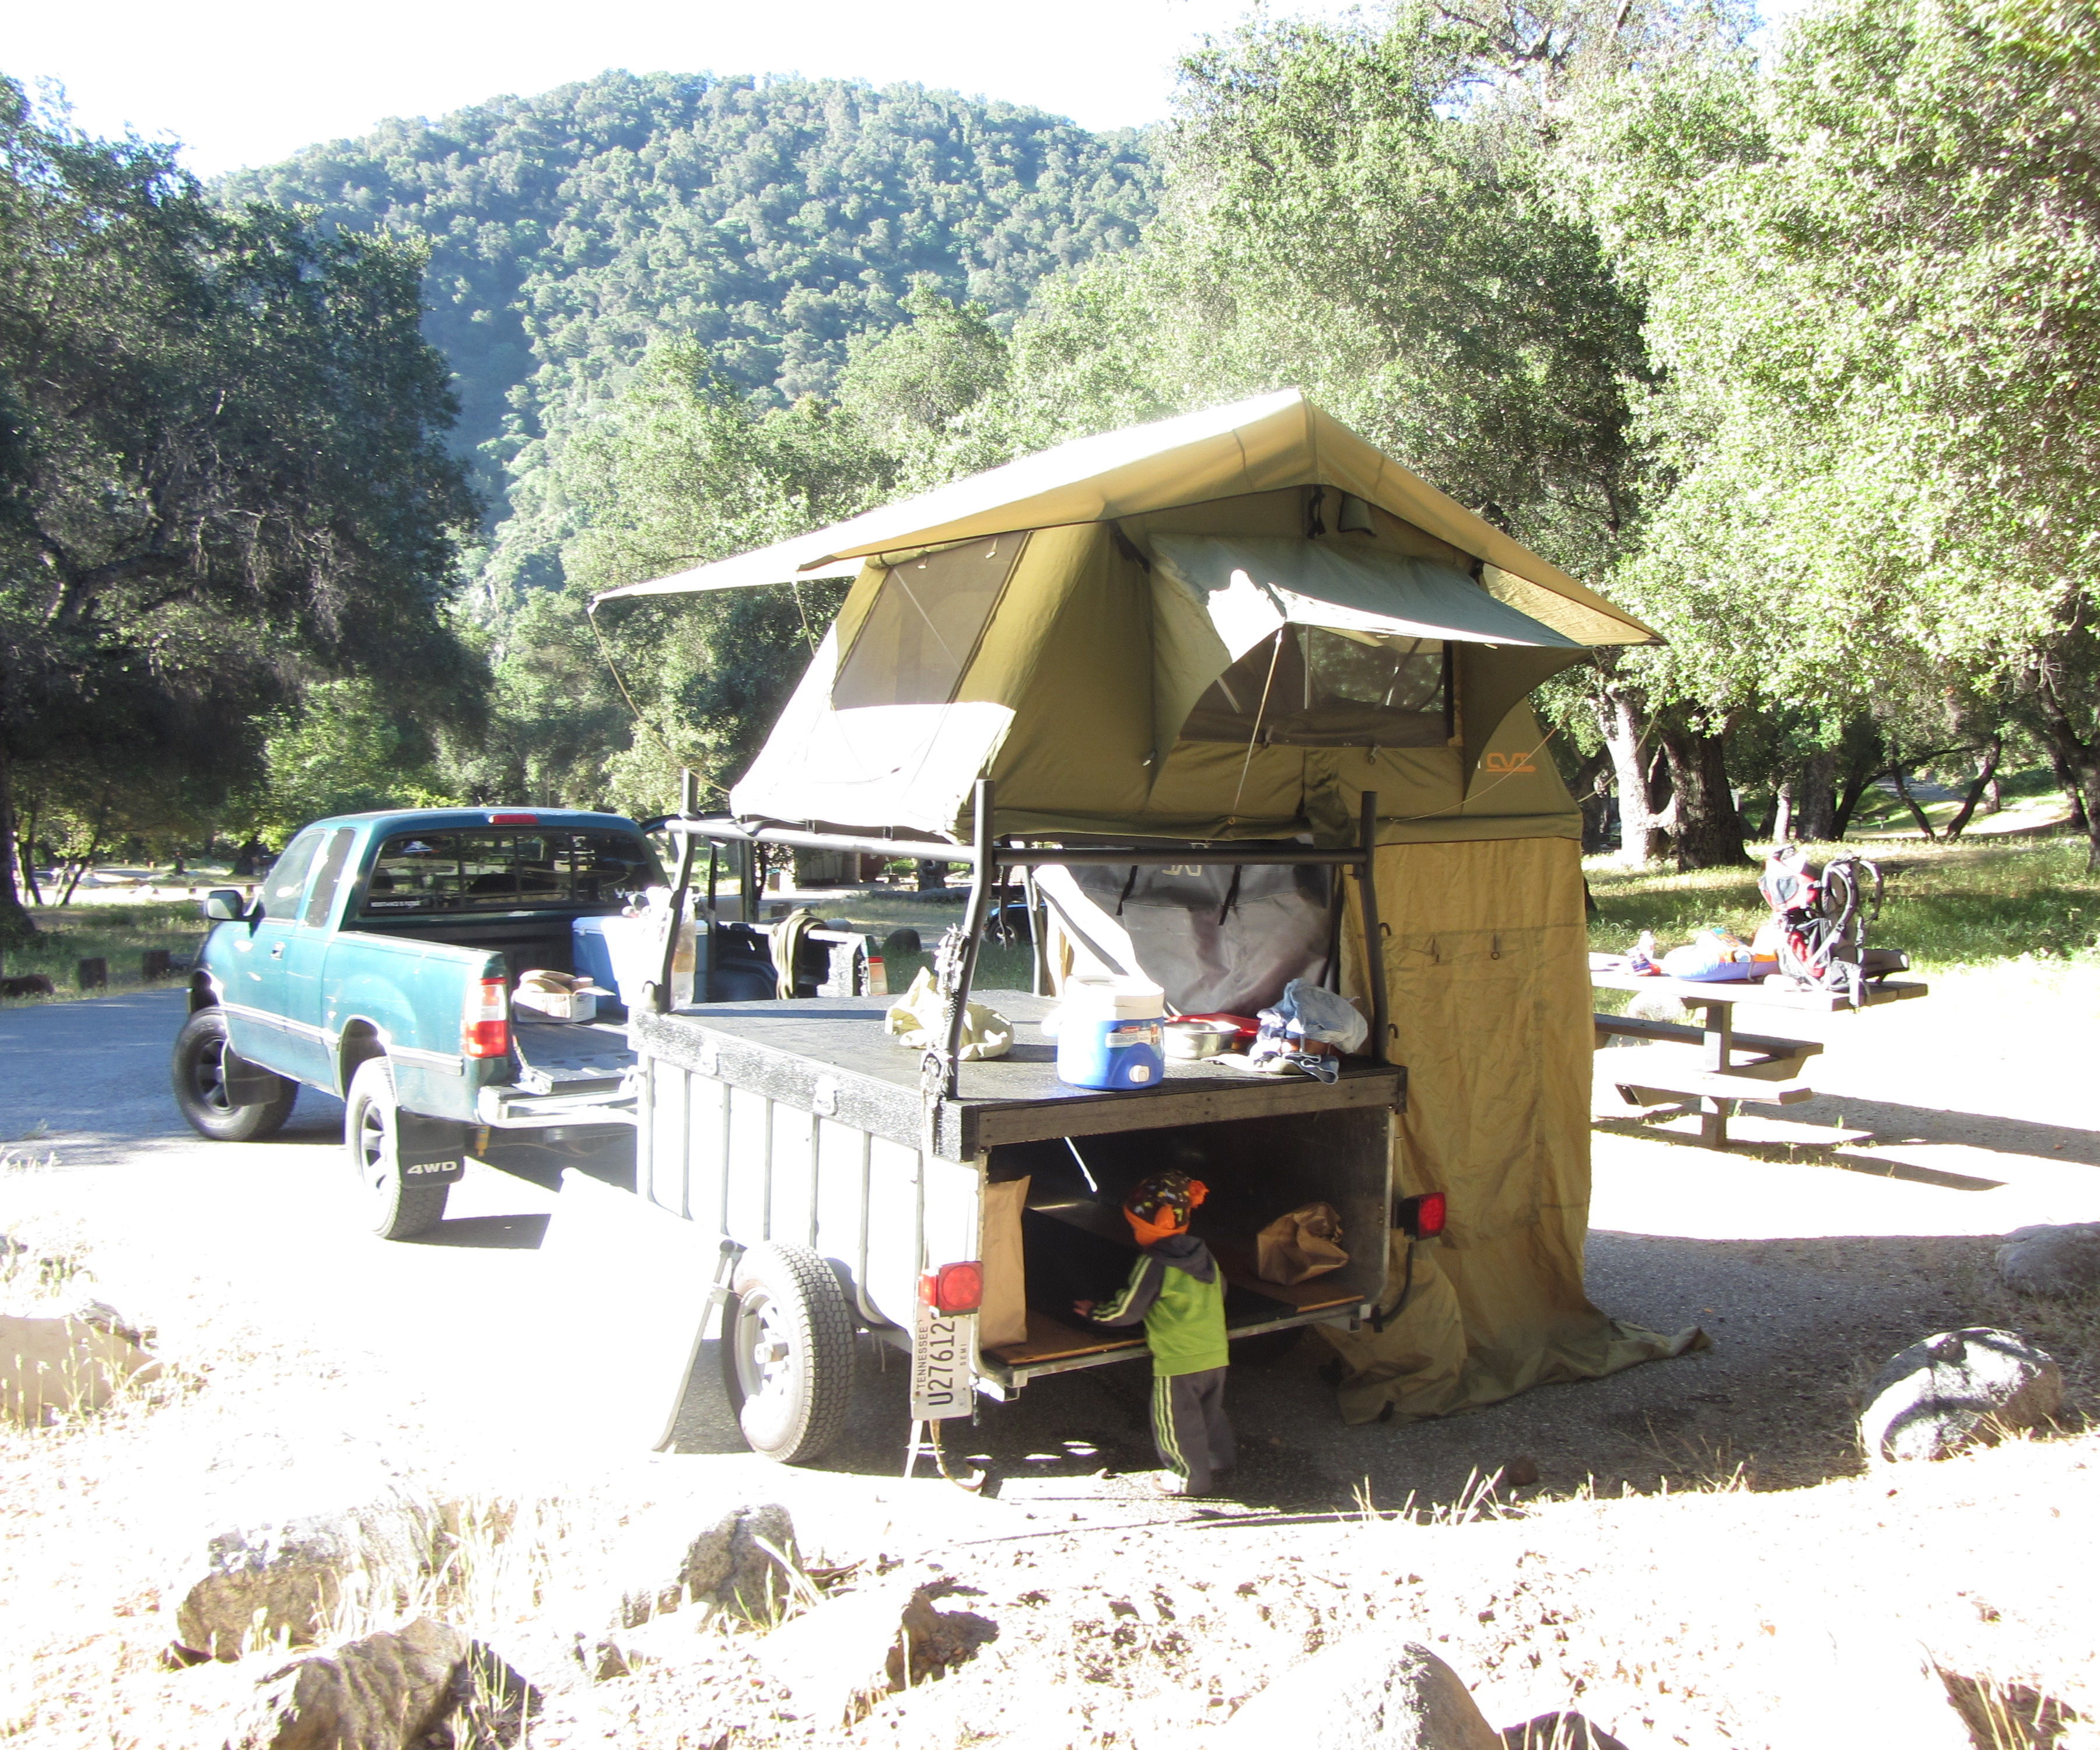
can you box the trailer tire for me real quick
[720,1242,855,1464]
[344,1057,449,1240]
[171,1009,298,1142]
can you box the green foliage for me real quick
[0,79,481,939]
[241,680,460,840]
[221,72,1160,572]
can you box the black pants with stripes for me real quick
[1151,1366,1234,1492]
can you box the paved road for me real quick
[0,990,2018,1518]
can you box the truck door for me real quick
[282,827,359,1088]
[222,828,326,1078]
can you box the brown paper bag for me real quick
[1255,1201,1348,1286]
[978,1175,1031,1350]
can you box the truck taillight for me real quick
[920,1262,984,1316]
[463,978,510,1058]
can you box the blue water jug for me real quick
[1054,977,1166,1089]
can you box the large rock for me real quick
[1859,1327,2062,1465]
[0,1311,160,1424]
[228,1617,467,1750]
[1997,1224,2100,1298]
[172,1497,439,1661]
[614,1501,797,1626]
[222,1617,534,1750]
[1213,1636,1501,1749]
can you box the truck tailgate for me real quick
[510,1018,636,1096]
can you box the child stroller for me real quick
[1758,845,1909,1003]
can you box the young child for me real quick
[1073,1171,1234,1496]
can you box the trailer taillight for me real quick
[463,978,510,1059]
[921,1262,984,1316]
[1396,1192,1446,1239]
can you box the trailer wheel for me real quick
[171,1009,298,1142]
[344,1057,449,1240]
[720,1242,856,1464]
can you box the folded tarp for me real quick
[1148,534,1580,760]
[1152,535,1581,658]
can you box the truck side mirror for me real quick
[202,888,249,922]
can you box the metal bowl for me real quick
[1163,1019,1240,1060]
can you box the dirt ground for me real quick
[4,954,2098,1746]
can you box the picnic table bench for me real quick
[1590,964,1928,1148]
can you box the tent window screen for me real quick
[831,532,1027,708]
[1182,626,1451,747]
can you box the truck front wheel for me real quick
[344,1057,449,1240]
[171,1009,298,1142]
[720,1242,856,1464]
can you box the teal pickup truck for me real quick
[170,808,663,1238]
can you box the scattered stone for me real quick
[1213,1636,1501,1749]
[69,1297,153,1348]
[1501,1712,1629,1750]
[758,1578,992,1726]
[883,927,923,958]
[1996,1224,2100,1298]
[1859,1328,2063,1465]
[0,1311,160,1424]
[172,1496,440,1661]
[1498,1455,1541,1489]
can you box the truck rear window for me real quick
[362,828,661,915]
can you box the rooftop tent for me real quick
[597,391,1654,844]
[599,391,1698,1426]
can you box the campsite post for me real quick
[1359,790,1388,1060]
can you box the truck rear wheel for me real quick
[171,1009,298,1142]
[720,1242,856,1464]
[344,1057,449,1240]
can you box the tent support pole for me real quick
[943,778,999,1100]
[1358,790,1390,1062]
[655,767,701,1013]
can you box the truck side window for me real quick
[257,831,325,919]
[300,828,358,929]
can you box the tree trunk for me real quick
[1655,719,1748,870]
[1888,760,1937,840]
[2039,733,2100,869]
[1601,690,1670,864]
[0,733,36,946]
[1794,750,1839,842]
[1772,780,1795,844]
[1943,736,2002,839]
[1570,747,1612,854]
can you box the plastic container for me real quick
[574,914,697,1012]
[1054,976,1166,1089]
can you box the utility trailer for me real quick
[620,780,1406,1465]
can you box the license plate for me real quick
[909,1298,975,1421]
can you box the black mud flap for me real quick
[397,1111,470,1184]
[220,1047,278,1107]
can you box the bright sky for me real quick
[6,0,1377,178]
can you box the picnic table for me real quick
[1590,963,1928,1148]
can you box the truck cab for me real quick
[173,807,662,1235]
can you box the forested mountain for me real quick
[222,71,1160,580]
